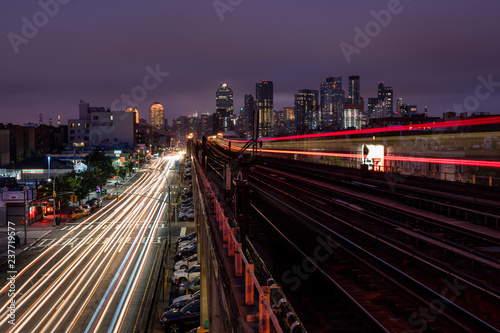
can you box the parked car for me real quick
[161,299,200,333]
[71,209,86,219]
[180,204,194,212]
[172,264,200,283]
[176,232,196,245]
[177,238,197,252]
[180,197,193,205]
[174,254,198,271]
[179,210,194,221]
[167,292,200,312]
[178,276,201,295]
[174,245,197,262]
[177,237,197,249]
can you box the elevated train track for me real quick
[200,137,500,332]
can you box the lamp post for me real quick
[48,156,51,180]
[48,178,57,226]
[23,186,29,245]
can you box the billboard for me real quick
[361,144,384,171]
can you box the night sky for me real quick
[2,0,500,125]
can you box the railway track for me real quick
[202,142,500,332]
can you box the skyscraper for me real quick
[149,101,165,129]
[215,83,234,132]
[256,80,273,137]
[377,82,394,115]
[294,89,319,133]
[348,75,360,104]
[243,94,255,136]
[320,76,344,131]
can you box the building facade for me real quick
[149,102,165,130]
[215,83,234,133]
[295,89,319,133]
[256,80,273,138]
[68,100,135,150]
[320,76,344,131]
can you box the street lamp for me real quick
[48,178,57,226]
[48,156,51,179]
[23,186,29,245]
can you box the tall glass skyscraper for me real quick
[215,83,234,132]
[348,75,360,104]
[256,80,273,138]
[320,76,344,131]
[294,89,319,133]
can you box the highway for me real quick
[0,156,179,333]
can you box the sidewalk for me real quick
[0,212,72,261]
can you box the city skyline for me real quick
[2,0,500,125]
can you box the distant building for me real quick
[320,76,344,130]
[348,75,360,104]
[281,107,295,135]
[68,100,135,150]
[243,94,255,137]
[126,107,140,124]
[215,83,234,133]
[256,80,273,137]
[0,129,9,166]
[344,103,363,129]
[367,97,379,116]
[377,82,394,115]
[149,102,165,130]
[295,89,319,133]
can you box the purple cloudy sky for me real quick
[1,0,499,125]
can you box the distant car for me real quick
[71,209,86,219]
[91,197,102,208]
[176,232,196,245]
[174,254,198,271]
[78,205,91,215]
[85,200,97,209]
[172,264,200,283]
[102,194,112,200]
[178,276,201,295]
[161,299,200,333]
[179,210,194,221]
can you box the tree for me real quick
[84,151,115,181]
